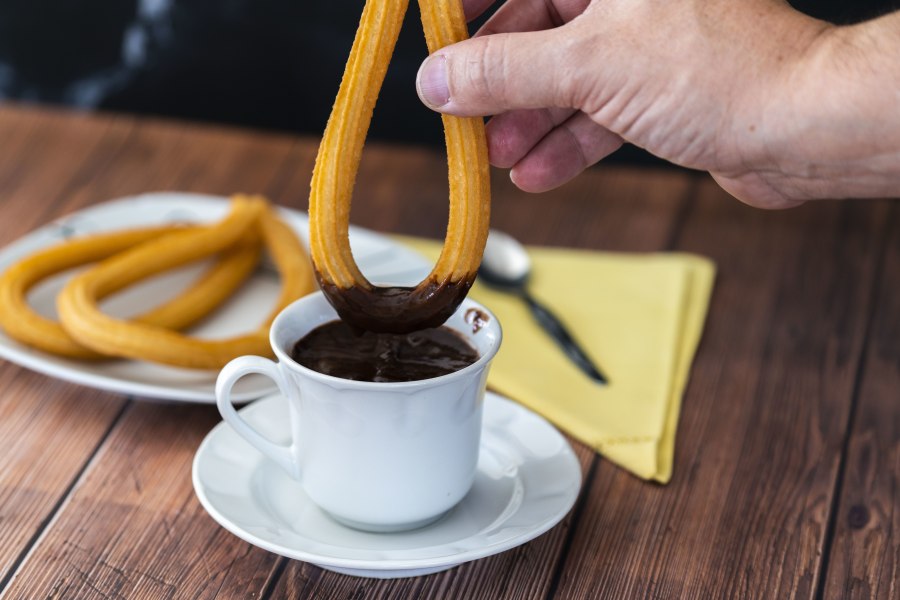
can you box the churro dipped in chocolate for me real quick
[308,0,490,333]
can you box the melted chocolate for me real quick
[290,320,479,382]
[317,275,475,334]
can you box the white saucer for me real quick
[0,192,430,403]
[192,392,582,578]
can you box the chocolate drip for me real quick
[317,274,476,334]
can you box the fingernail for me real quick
[417,55,450,108]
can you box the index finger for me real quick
[474,0,591,36]
[462,0,499,22]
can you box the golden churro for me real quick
[308,0,490,333]
[0,225,261,359]
[57,196,315,369]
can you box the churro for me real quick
[308,0,490,333]
[0,225,260,359]
[57,196,315,369]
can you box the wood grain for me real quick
[1,403,281,599]
[0,107,139,587]
[0,366,125,586]
[0,105,303,594]
[1,104,695,599]
[821,204,900,600]
[550,183,892,599]
[0,108,134,245]
[0,103,896,599]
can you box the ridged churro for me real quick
[56,196,315,369]
[308,0,490,333]
[0,225,261,359]
[0,195,316,369]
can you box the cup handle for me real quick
[216,356,299,479]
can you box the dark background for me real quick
[0,0,896,164]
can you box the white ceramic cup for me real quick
[216,291,502,532]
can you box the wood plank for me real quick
[0,107,141,586]
[266,165,695,598]
[0,103,892,598]
[1,110,696,598]
[0,365,126,585]
[0,105,306,594]
[1,403,281,599]
[486,166,693,252]
[551,182,891,598]
[0,105,305,246]
[821,204,900,600]
[46,111,302,211]
[0,107,133,244]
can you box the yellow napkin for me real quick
[397,238,715,483]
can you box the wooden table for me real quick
[0,104,896,599]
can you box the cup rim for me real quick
[269,291,503,389]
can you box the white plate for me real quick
[192,392,582,579]
[0,192,431,403]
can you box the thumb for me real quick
[416,30,581,117]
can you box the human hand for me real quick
[416,0,839,208]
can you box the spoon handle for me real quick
[521,291,609,385]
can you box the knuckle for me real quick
[460,35,509,110]
[557,26,597,109]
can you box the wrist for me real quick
[705,7,836,207]
[758,17,900,201]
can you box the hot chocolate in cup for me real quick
[216,291,502,532]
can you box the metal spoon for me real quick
[478,230,609,385]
